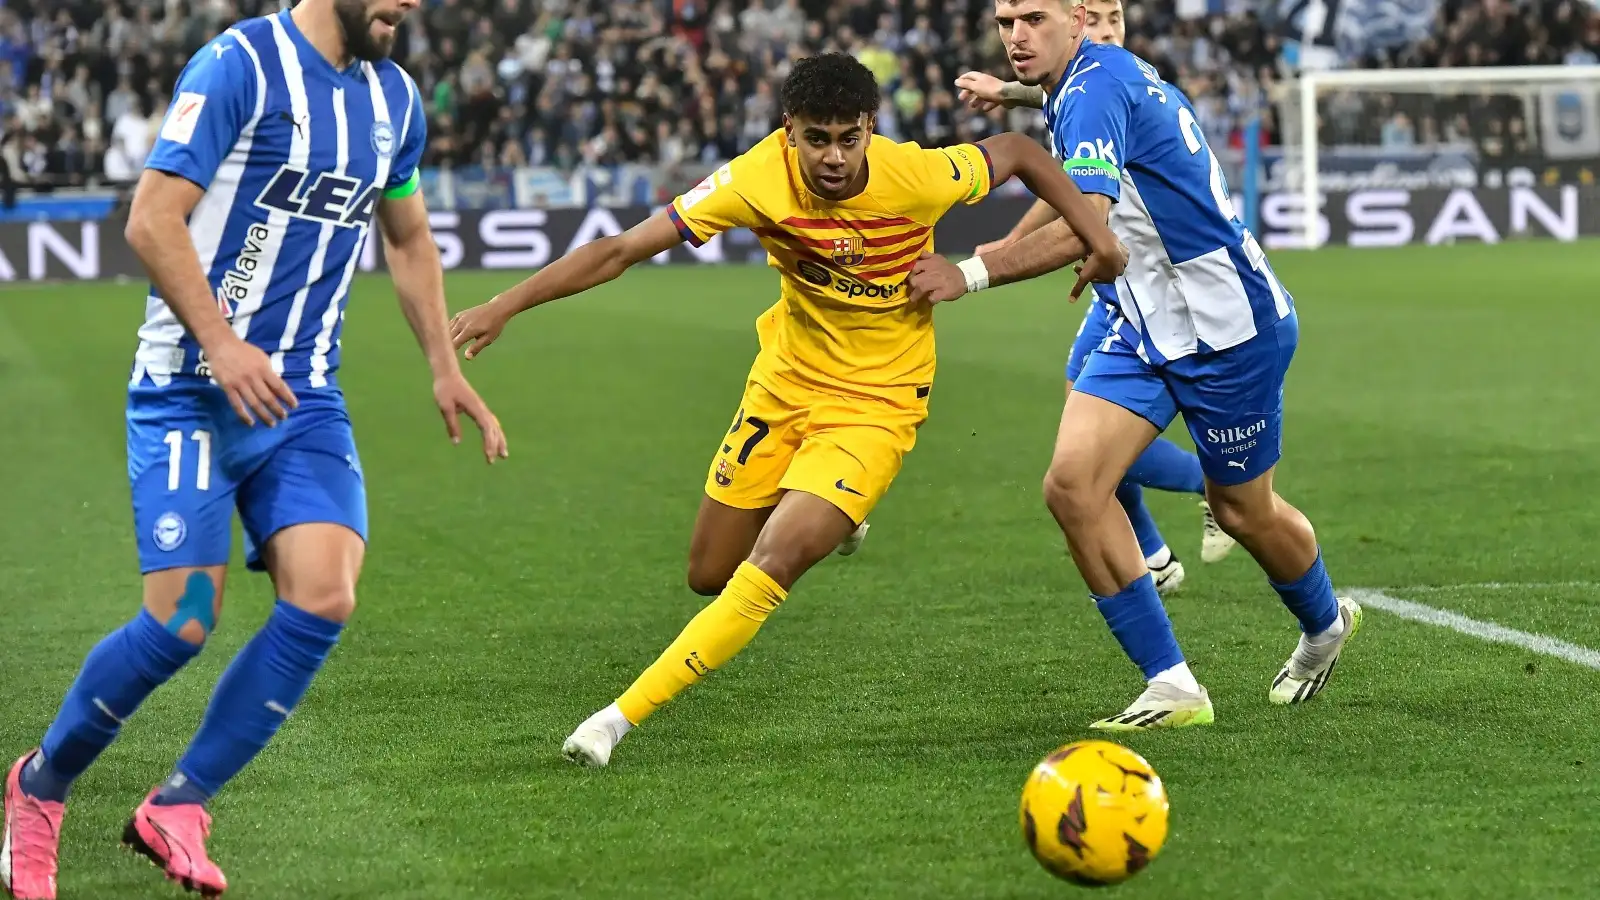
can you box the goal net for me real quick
[1276,65,1600,249]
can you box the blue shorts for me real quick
[1065,300,1116,383]
[1073,313,1299,486]
[126,381,367,574]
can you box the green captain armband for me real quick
[383,171,420,200]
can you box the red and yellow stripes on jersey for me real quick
[753,215,932,283]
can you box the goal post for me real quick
[1288,64,1600,248]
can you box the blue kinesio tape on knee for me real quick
[167,571,217,637]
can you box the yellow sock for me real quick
[616,562,787,725]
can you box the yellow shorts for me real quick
[703,371,928,525]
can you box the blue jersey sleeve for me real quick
[1055,69,1131,203]
[144,36,258,191]
[384,75,427,199]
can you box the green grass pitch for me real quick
[1,240,1598,899]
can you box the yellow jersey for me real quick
[669,129,994,402]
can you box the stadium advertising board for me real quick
[1,186,1596,283]
[1256,185,1598,249]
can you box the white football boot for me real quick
[1090,680,1215,732]
[1269,597,1364,705]
[836,521,871,557]
[561,704,634,767]
[1150,554,1186,595]
[1199,500,1237,563]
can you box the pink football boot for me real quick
[122,791,227,897]
[2,752,64,900]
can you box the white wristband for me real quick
[957,255,990,293]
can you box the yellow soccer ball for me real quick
[1018,740,1169,886]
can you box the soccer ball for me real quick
[1018,740,1169,886]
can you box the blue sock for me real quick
[1092,573,1185,679]
[1114,481,1168,560]
[1127,437,1206,495]
[24,610,203,802]
[156,600,343,805]
[1271,550,1339,634]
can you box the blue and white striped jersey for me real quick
[132,9,425,390]
[1044,42,1292,365]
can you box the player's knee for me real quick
[686,564,731,597]
[285,584,358,624]
[1205,490,1271,540]
[1042,465,1100,524]
[744,547,813,592]
[686,543,741,595]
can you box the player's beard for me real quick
[334,0,396,62]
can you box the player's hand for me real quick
[973,233,1020,257]
[433,372,509,464]
[449,297,512,360]
[955,71,1008,112]
[204,335,298,427]
[1070,239,1130,301]
[906,252,969,305]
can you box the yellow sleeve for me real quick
[911,143,996,223]
[669,158,762,246]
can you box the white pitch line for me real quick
[1349,588,1600,672]
[1394,581,1600,594]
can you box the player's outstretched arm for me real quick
[976,197,1063,256]
[980,132,1120,268]
[125,170,298,426]
[956,71,1046,112]
[449,209,684,359]
[983,211,1109,289]
[379,190,508,463]
[907,193,1119,306]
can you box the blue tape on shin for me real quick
[167,571,217,637]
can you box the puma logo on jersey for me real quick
[278,110,307,139]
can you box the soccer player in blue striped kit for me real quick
[959,0,1237,597]
[0,0,506,897]
[909,0,1363,732]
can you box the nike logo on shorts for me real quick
[835,479,866,497]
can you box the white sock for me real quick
[585,703,634,742]
[1150,661,1200,694]
[1145,546,1173,569]
[1306,610,1347,646]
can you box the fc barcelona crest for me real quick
[714,459,736,487]
[831,236,865,267]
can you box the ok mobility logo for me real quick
[1066,139,1120,182]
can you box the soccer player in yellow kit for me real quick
[449,52,1126,766]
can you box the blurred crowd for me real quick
[1,0,1598,195]
[1322,0,1600,155]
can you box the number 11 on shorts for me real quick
[164,429,213,492]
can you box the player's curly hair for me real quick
[781,53,880,124]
